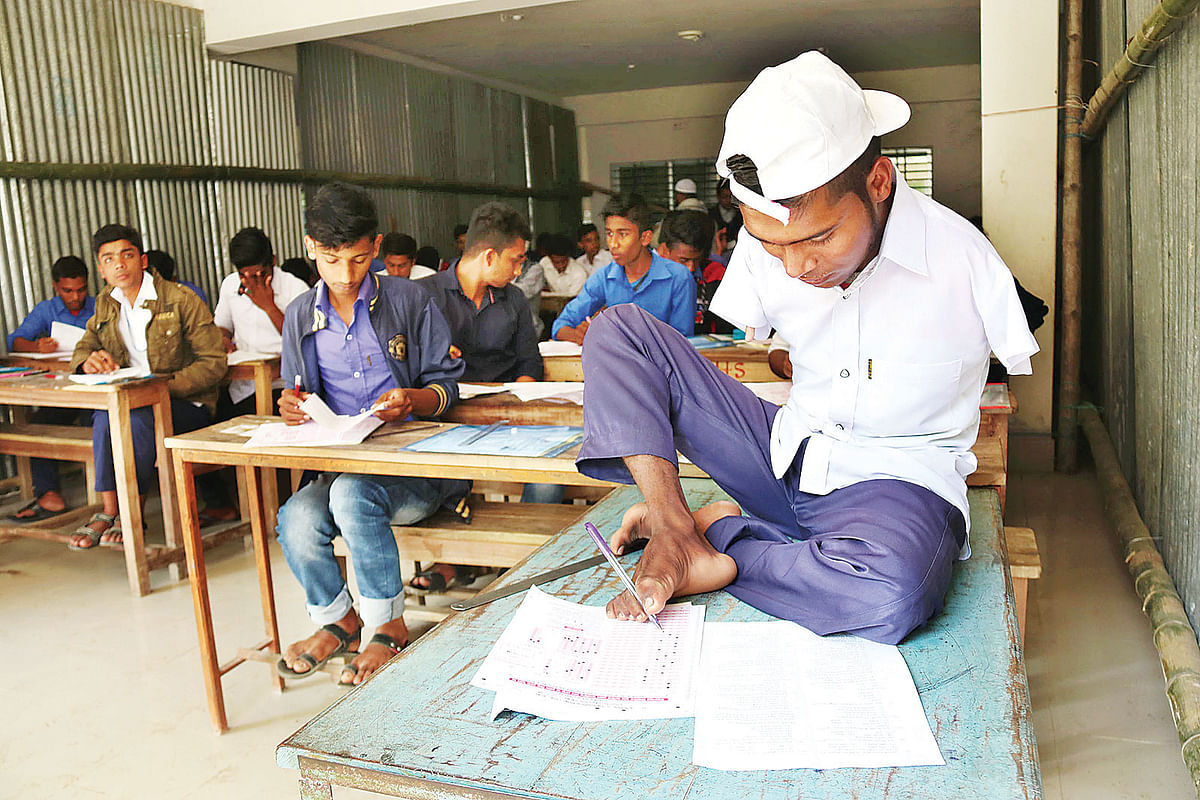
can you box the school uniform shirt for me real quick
[374,265,437,280]
[112,275,158,376]
[710,172,1038,544]
[539,255,589,297]
[577,249,613,276]
[213,267,310,404]
[421,269,542,382]
[6,295,95,350]
[551,251,696,339]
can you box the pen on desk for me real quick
[461,419,507,446]
[584,521,663,631]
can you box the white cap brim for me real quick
[864,89,911,136]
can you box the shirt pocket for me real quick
[148,315,184,372]
[856,357,963,437]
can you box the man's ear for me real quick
[303,235,317,261]
[370,233,382,260]
[865,157,894,205]
[639,228,654,248]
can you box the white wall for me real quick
[982,0,1058,440]
[564,65,983,222]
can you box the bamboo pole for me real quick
[1082,0,1200,139]
[1056,0,1085,472]
[1080,407,1200,793]
[0,161,584,201]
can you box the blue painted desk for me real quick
[277,483,1041,799]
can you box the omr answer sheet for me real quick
[692,621,944,770]
[472,586,704,721]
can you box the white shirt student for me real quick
[213,266,309,404]
[539,254,589,296]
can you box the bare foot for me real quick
[283,609,361,676]
[340,618,409,686]
[606,500,740,622]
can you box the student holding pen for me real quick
[273,182,468,687]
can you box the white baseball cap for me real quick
[674,178,698,195]
[716,51,910,224]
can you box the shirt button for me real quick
[839,369,850,378]
[353,371,361,378]
[346,334,353,341]
[842,294,850,300]
[836,423,845,430]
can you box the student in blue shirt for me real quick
[8,256,97,522]
[146,249,209,306]
[274,182,466,687]
[551,196,696,343]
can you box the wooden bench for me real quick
[1003,525,1042,640]
[333,500,591,623]
[472,480,612,504]
[0,423,100,537]
[966,436,1006,509]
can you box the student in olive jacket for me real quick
[66,224,226,550]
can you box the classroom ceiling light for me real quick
[626,63,636,70]
[677,30,705,42]
[500,12,524,22]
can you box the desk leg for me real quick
[108,392,151,597]
[175,453,228,733]
[244,465,285,692]
[252,366,282,533]
[11,406,32,499]
[152,389,181,581]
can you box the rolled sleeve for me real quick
[412,298,464,414]
[710,239,769,333]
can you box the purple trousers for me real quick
[577,305,965,645]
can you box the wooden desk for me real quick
[0,373,178,597]
[165,416,708,732]
[226,355,281,416]
[543,343,779,382]
[540,292,574,316]
[277,483,1040,799]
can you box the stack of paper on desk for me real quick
[244,394,383,447]
[475,591,944,771]
[472,587,705,721]
[67,367,149,384]
[50,321,85,354]
[226,350,276,365]
[538,340,583,357]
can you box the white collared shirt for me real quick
[577,249,612,275]
[213,267,310,404]
[539,255,589,296]
[112,274,157,375]
[710,173,1038,547]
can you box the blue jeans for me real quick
[92,400,212,493]
[277,472,453,627]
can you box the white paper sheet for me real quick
[472,586,705,721]
[227,350,277,365]
[692,621,943,770]
[743,381,792,406]
[457,383,510,400]
[501,382,585,403]
[243,417,382,447]
[67,367,150,385]
[49,321,85,353]
[538,340,583,357]
[11,351,72,360]
[298,393,384,433]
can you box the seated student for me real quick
[280,256,318,287]
[376,233,435,280]
[552,195,696,344]
[416,201,545,590]
[657,209,733,335]
[540,234,589,297]
[444,223,468,270]
[274,182,467,686]
[576,223,612,275]
[709,177,744,256]
[415,245,441,274]
[213,226,310,416]
[7,256,96,522]
[67,224,227,549]
[673,178,708,213]
[146,249,208,306]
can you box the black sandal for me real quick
[276,622,361,680]
[338,633,408,687]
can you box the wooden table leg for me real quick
[11,406,32,499]
[244,464,285,692]
[252,363,282,532]
[175,452,229,733]
[151,387,182,581]
[108,392,151,597]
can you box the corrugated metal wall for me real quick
[0,0,303,350]
[296,42,580,259]
[1085,0,1200,627]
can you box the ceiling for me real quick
[335,0,980,99]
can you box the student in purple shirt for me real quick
[7,256,95,522]
[274,182,466,687]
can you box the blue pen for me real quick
[584,521,663,631]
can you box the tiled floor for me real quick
[0,466,1193,798]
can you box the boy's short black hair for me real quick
[51,256,88,282]
[145,249,176,281]
[576,223,598,240]
[92,223,143,257]
[452,223,469,238]
[659,210,715,256]
[464,202,532,257]
[229,227,274,269]
[304,182,379,249]
[544,234,575,258]
[380,233,418,259]
[601,194,654,232]
[726,136,882,215]
[415,246,440,268]
[280,257,317,287]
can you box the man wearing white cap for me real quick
[574,52,1038,645]
[673,178,708,213]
